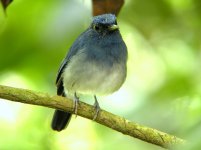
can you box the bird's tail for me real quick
[51,77,72,131]
[51,110,72,131]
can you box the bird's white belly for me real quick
[63,52,126,96]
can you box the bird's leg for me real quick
[73,92,79,117]
[93,95,100,120]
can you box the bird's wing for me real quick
[55,31,87,95]
[55,58,68,96]
[56,50,78,95]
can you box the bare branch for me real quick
[0,85,185,149]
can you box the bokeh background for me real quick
[0,0,201,149]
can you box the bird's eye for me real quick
[95,26,99,30]
[93,25,101,31]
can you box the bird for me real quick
[51,14,127,131]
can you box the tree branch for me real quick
[0,85,185,149]
[92,0,124,16]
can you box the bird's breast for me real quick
[63,48,126,95]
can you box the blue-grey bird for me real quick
[51,14,127,131]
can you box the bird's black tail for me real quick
[51,80,72,131]
[51,110,72,131]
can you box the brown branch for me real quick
[0,85,185,149]
[92,0,124,16]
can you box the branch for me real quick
[92,0,124,16]
[0,85,185,149]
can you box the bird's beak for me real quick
[108,24,119,31]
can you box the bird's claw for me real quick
[73,92,79,117]
[93,95,100,120]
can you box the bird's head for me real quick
[90,14,119,34]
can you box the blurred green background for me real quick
[0,0,201,149]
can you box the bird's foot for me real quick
[93,95,100,120]
[73,92,80,117]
